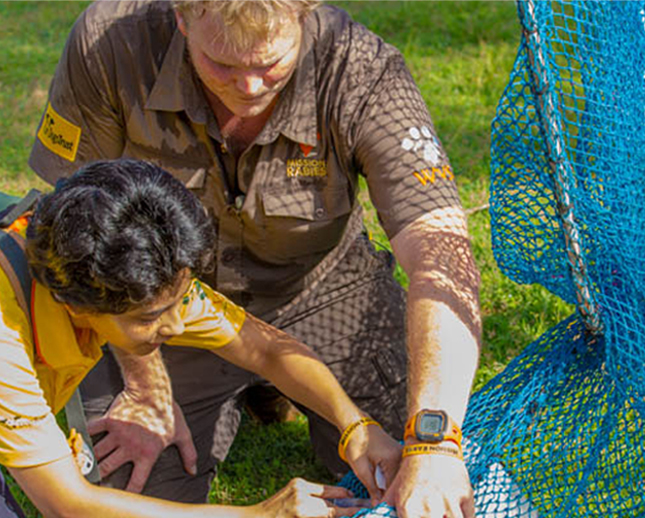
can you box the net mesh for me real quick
[342,1,645,516]
[469,0,645,516]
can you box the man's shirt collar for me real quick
[258,26,318,148]
[145,30,209,125]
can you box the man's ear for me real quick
[175,10,188,37]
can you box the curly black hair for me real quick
[27,159,215,314]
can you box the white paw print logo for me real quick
[401,126,442,165]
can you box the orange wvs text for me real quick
[412,165,454,186]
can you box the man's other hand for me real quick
[384,453,475,518]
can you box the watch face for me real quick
[418,413,445,436]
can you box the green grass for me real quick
[210,414,333,505]
[0,1,572,514]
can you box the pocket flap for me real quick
[171,166,207,190]
[262,186,352,221]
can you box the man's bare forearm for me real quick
[405,292,479,424]
[391,207,482,425]
[11,456,257,518]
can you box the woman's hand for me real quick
[253,478,370,518]
[344,423,402,503]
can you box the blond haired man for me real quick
[30,1,481,517]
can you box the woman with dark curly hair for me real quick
[0,159,399,518]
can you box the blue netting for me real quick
[471,0,645,516]
[338,471,397,518]
[465,316,644,517]
[342,1,645,516]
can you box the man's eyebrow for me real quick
[209,39,297,69]
[211,55,282,69]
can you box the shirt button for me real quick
[235,195,245,210]
[315,207,325,219]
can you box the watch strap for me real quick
[402,443,463,460]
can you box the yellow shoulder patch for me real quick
[37,103,81,162]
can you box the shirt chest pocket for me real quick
[261,185,353,262]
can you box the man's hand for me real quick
[344,423,402,504]
[384,453,475,518]
[87,392,197,493]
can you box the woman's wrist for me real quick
[337,416,382,462]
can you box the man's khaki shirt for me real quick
[30,1,461,318]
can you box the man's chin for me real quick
[230,105,270,118]
[226,96,276,118]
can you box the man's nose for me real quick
[235,71,264,95]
